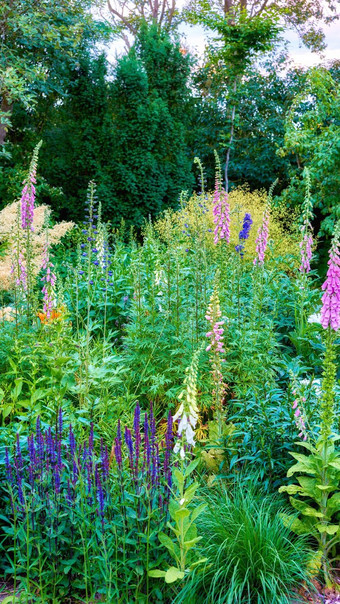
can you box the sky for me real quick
[104,5,340,68]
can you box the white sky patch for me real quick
[99,2,340,67]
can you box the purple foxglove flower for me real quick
[321,234,340,331]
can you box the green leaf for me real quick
[184,458,199,478]
[148,569,166,578]
[316,523,339,535]
[174,469,185,489]
[329,460,340,471]
[190,503,207,523]
[184,536,202,548]
[278,484,302,495]
[158,532,176,556]
[289,497,323,518]
[175,508,191,520]
[165,566,184,583]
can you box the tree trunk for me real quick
[0,92,13,145]
[225,78,237,192]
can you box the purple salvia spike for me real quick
[58,408,63,437]
[5,447,13,485]
[124,427,134,475]
[134,403,141,478]
[117,419,122,443]
[54,465,60,495]
[114,437,122,470]
[96,472,105,525]
[69,425,76,458]
[88,422,94,459]
[16,433,23,475]
[17,476,25,507]
[57,440,62,471]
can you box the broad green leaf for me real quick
[165,566,184,583]
[278,484,302,495]
[174,508,191,519]
[148,569,166,578]
[184,458,199,478]
[289,497,323,518]
[158,532,176,556]
[316,523,339,535]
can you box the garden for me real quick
[0,0,340,603]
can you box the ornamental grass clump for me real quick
[175,481,311,604]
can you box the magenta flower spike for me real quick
[254,205,270,266]
[321,224,340,331]
[213,178,230,245]
[20,141,42,231]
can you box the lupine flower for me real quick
[321,223,340,331]
[254,205,270,266]
[239,213,253,240]
[235,213,253,257]
[213,178,230,245]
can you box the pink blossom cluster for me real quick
[41,244,57,319]
[21,172,36,231]
[299,233,313,274]
[213,179,230,245]
[321,237,340,331]
[254,207,270,266]
[292,395,307,441]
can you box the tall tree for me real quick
[279,64,340,237]
[106,0,178,49]
[108,24,194,226]
[185,0,339,190]
[0,0,104,145]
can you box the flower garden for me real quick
[0,141,338,604]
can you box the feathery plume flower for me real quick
[321,222,340,331]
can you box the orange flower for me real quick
[37,307,65,324]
